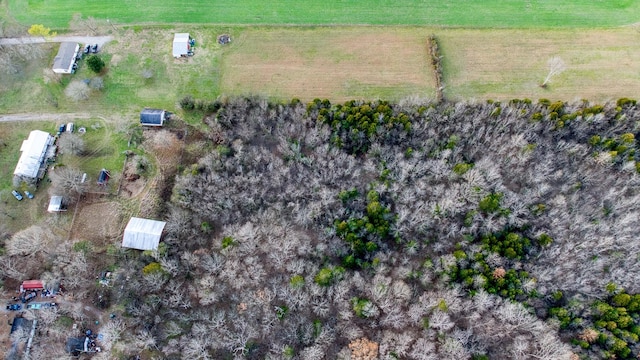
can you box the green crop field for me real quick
[7,0,640,29]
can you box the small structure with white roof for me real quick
[48,196,65,213]
[172,33,192,58]
[122,217,166,251]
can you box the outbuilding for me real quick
[140,108,167,126]
[172,33,192,58]
[21,280,44,292]
[48,196,65,213]
[52,42,80,74]
[14,130,55,185]
[122,217,166,251]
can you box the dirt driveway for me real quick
[0,35,112,47]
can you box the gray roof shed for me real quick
[140,108,166,126]
[122,217,166,251]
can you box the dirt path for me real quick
[0,35,112,47]
[0,113,93,122]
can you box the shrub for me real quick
[314,267,334,286]
[221,236,236,249]
[478,192,503,214]
[142,262,163,275]
[86,55,105,73]
[290,275,305,288]
[180,96,196,111]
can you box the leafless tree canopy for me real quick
[541,56,567,87]
[57,133,85,155]
[3,97,640,359]
[64,80,91,101]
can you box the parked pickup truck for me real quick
[25,302,57,310]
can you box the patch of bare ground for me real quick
[120,158,146,199]
[70,201,124,244]
[136,128,185,218]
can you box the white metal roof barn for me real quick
[122,217,166,251]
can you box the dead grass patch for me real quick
[439,28,640,101]
[71,201,124,244]
[221,27,435,102]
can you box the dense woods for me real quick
[4,96,640,359]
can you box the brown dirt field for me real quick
[120,159,146,199]
[221,27,436,102]
[439,28,640,102]
[71,201,124,244]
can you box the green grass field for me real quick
[8,0,640,29]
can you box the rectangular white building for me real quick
[14,130,54,183]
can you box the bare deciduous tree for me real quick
[64,80,91,101]
[540,56,566,88]
[49,166,88,198]
[57,133,85,155]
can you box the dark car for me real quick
[11,190,23,201]
[6,304,21,311]
[84,44,91,54]
[91,44,98,53]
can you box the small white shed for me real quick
[172,33,191,58]
[122,217,166,251]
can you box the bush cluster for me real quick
[309,99,412,155]
[335,189,396,269]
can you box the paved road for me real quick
[0,113,93,122]
[0,35,112,47]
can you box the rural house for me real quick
[172,33,192,58]
[140,108,167,126]
[13,130,55,185]
[52,42,79,74]
[122,217,166,251]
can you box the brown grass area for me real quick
[221,27,435,102]
[71,201,124,243]
[439,28,640,102]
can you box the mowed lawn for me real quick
[8,0,640,29]
[439,28,640,101]
[220,27,435,102]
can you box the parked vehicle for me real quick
[84,44,91,54]
[22,291,37,303]
[91,44,98,53]
[24,191,34,199]
[11,190,23,201]
[6,304,21,311]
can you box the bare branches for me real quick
[540,56,567,88]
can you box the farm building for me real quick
[47,196,65,213]
[140,108,167,126]
[122,217,166,251]
[20,280,44,292]
[172,33,192,58]
[13,130,55,185]
[52,42,79,74]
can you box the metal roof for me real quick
[48,196,64,212]
[173,33,190,57]
[52,42,79,74]
[14,130,54,179]
[140,108,165,126]
[122,217,166,251]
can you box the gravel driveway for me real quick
[0,35,112,47]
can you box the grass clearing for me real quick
[1,26,639,115]
[221,27,435,102]
[439,28,640,102]
[7,0,640,29]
